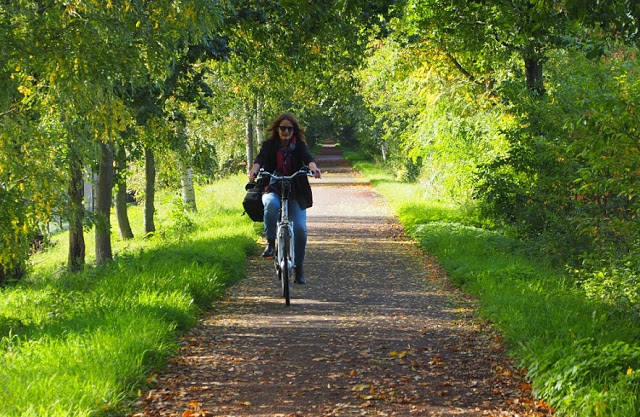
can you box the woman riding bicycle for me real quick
[248,112,322,284]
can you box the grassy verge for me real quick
[0,175,260,416]
[350,155,640,417]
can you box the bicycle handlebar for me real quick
[256,166,315,182]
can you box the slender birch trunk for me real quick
[256,94,264,144]
[245,101,255,170]
[180,160,197,212]
[144,147,156,236]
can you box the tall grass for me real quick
[0,175,260,416]
[351,157,640,417]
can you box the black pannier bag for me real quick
[242,182,264,222]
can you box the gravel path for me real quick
[135,143,551,417]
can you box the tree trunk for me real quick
[524,53,545,96]
[114,145,133,240]
[245,102,255,170]
[144,147,156,236]
[180,161,197,211]
[95,141,114,266]
[68,156,85,272]
[256,94,264,144]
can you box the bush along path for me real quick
[134,142,552,416]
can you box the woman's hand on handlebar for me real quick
[308,162,322,179]
[248,163,261,182]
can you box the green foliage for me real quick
[357,36,511,200]
[574,241,640,311]
[161,197,198,240]
[378,1,640,297]
[0,175,258,416]
[389,1,640,307]
[473,45,640,281]
[562,49,640,257]
[0,185,31,281]
[473,95,581,246]
[531,339,640,416]
[1,0,228,275]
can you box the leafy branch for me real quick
[444,52,496,96]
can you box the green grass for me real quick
[0,174,260,416]
[352,157,640,417]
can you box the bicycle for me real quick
[256,166,313,306]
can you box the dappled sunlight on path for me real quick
[134,141,551,417]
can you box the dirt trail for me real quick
[135,142,550,416]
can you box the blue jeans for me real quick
[262,192,307,267]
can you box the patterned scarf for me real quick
[268,136,297,195]
[276,136,297,176]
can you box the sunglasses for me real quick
[278,125,294,133]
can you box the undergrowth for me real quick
[350,156,640,417]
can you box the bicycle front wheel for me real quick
[280,230,291,306]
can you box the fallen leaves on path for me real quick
[133,143,553,417]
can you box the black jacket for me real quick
[254,139,315,209]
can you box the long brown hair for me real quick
[267,112,306,143]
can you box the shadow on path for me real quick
[135,141,551,417]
